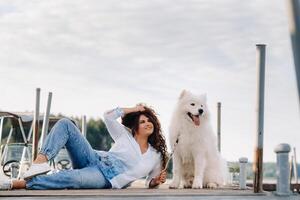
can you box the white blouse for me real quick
[103,107,162,189]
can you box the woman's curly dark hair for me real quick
[121,106,168,168]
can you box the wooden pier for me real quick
[0,181,299,200]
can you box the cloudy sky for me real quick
[0,0,299,162]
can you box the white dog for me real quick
[169,90,226,189]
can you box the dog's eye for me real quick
[190,103,195,106]
[201,105,203,107]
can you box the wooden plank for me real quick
[247,183,300,192]
[0,188,268,197]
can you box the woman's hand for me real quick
[122,104,145,115]
[133,104,145,112]
[150,170,167,187]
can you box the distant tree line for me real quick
[0,115,113,151]
[74,117,113,151]
[228,161,300,179]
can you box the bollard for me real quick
[274,143,291,196]
[239,157,248,189]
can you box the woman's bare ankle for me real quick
[12,179,26,189]
[33,154,48,164]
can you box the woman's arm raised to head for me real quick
[103,105,145,141]
[122,105,145,115]
[103,107,127,141]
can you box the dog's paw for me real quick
[205,182,218,189]
[192,183,203,189]
[182,179,193,189]
[169,181,180,189]
[183,184,192,189]
[192,179,203,189]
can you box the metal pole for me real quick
[0,127,13,164]
[27,121,33,142]
[32,88,41,161]
[18,118,27,144]
[40,92,52,148]
[253,44,266,193]
[287,0,300,104]
[82,115,87,138]
[18,146,30,179]
[0,117,3,147]
[290,155,294,185]
[293,147,298,184]
[6,127,13,146]
[217,102,221,153]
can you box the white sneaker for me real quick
[23,162,51,180]
[0,179,12,190]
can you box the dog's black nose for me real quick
[198,109,204,115]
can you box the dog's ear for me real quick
[179,89,188,99]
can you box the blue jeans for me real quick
[26,118,112,189]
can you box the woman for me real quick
[0,105,168,190]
